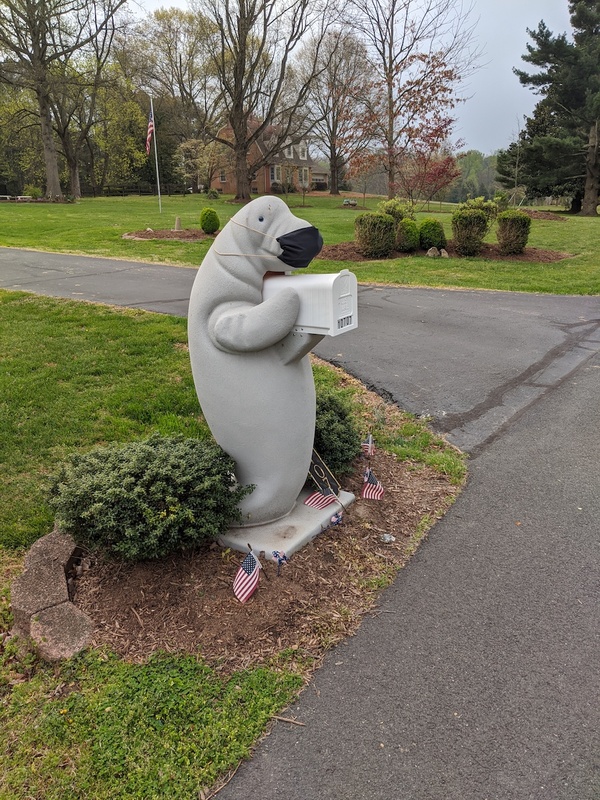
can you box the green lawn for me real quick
[0,194,598,294]
[0,289,465,799]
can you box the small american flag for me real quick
[233,550,261,603]
[304,489,337,509]
[362,433,375,456]
[361,467,384,500]
[145,110,154,155]
[329,511,343,526]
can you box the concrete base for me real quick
[218,488,355,561]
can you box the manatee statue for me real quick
[188,196,324,526]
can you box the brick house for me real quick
[211,127,321,195]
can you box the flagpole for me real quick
[150,96,162,214]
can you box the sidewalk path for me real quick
[1,248,598,799]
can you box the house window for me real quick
[270,165,282,182]
[299,145,307,160]
[284,145,293,159]
[299,167,309,186]
[219,170,226,183]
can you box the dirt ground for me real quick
[74,446,459,676]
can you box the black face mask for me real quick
[276,225,323,268]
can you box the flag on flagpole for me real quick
[361,433,375,457]
[304,489,338,509]
[145,110,154,155]
[233,550,261,603]
[361,467,384,500]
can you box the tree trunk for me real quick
[581,121,599,216]
[234,145,251,202]
[69,161,81,199]
[329,147,340,195]
[36,90,63,200]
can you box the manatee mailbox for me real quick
[187,196,357,557]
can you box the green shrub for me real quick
[206,188,219,200]
[458,196,498,231]
[496,209,532,254]
[396,218,420,252]
[451,208,488,256]
[376,199,413,223]
[200,207,220,234]
[354,212,396,258]
[493,192,509,212]
[47,434,252,561]
[419,218,447,250]
[23,185,43,199]
[314,389,362,475]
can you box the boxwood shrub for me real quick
[200,207,220,234]
[496,209,532,254]
[354,212,396,258]
[48,434,252,561]
[396,218,420,252]
[376,199,413,224]
[451,208,488,256]
[419,218,447,250]
[314,389,362,475]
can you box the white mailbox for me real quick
[262,269,358,337]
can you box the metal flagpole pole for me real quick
[150,96,162,213]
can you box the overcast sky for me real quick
[135,0,573,156]
[456,0,572,154]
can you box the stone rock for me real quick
[10,561,69,636]
[174,216,182,231]
[426,247,440,257]
[30,602,93,662]
[440,248,449,258]
[24,528,76,570]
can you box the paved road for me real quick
[1,248,599,799]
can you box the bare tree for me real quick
[197,0,335,201]
[121,8,223,143]
[349,0,478,198]
[0,0,127,198]
[300,29,371,195]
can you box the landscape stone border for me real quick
[10,528,93,661]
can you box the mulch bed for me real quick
[123,223,571,264]
[74,449,459,676]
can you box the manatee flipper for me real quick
[277,332,326,365]
[209,288,300,353]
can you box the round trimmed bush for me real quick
[496,209,532,254]
[354,212,396,258]
[47,434,252,561]
[457,196,498,232]
[314,389,362,475]
[396,218,420,252]
[200,207,220,234]
[451,208,488,256]
[377,199,412,224]
[419,218,447,250]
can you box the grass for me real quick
[0,290,465,799]
[0,195,598,293]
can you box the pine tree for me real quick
[513,1,600,215]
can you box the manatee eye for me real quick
[258,215,265,222]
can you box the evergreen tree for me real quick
[513,1,600,215]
